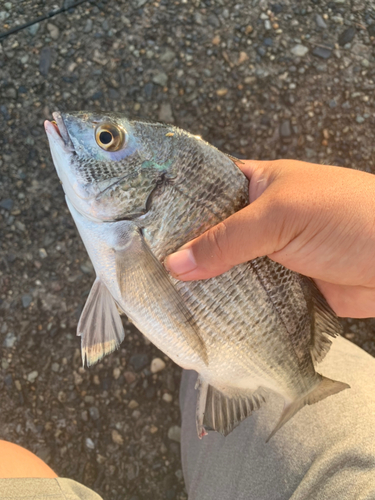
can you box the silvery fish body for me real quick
[45,112,349,440]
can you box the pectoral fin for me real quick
[77,278,125,367]
[113,223,207,363]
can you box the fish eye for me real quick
[95,123,126,152]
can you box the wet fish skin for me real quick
[45,112,349,440]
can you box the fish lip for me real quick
[52,111,75,152]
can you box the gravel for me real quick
[1,1,375,499]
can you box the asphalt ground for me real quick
[1,1,375,499]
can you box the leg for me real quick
[180,337,375,500]
[0,441,104,499]
[0,440,57,478]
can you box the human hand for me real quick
[164,159,375,318]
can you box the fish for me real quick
[45,111,349,441]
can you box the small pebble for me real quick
[168,425,181,443]
[150,357,166,373]
[3,332,16,348]
[47,23,59,40]
[291,44,308,57]
[85,437,95,450]
[237,51,248,65]
[162,393,173,403]
[132,410,141,419]
[28,23,39,36]
[89,406,100,420]
[39,47,52,77]
[159,48,176,63]
[58,391,67,403]
[39,248,48,259]
[0,199,13,210]
[128,399,139,409]
[113,367,121,379]
[111,429,124,445]
[158,103,174,123]
[338,27,356,46]
[150,425,158,434]
[216,88,228,97]
[22,294,32,308]
[80,261,93,274]
[153,71,168,87]
[280,120,292,138]
[175,469,183,480]
[124,371,136,384]
[130,353,149,372]
[312,46,332,59]
[83,19,93,33]
[315,14,327,29]
[27,371,38,383]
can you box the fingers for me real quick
[164,194,284,280]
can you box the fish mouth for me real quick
[50,111,75,152]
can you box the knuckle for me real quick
[206,221,229,263]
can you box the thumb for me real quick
[164,194,283,281]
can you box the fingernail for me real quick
[164,248,197,277]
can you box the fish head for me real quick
[45,111,170,221]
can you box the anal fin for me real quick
[77,277,125,367]
[267,375,350,442]
[195,376,268,438]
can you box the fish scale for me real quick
[45,111,350,440]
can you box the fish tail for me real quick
[266,376,350,443]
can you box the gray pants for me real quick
[180,337,375,500]
[2,338,375,499]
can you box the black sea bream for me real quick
[45,112,349,441]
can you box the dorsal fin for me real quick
[301,277,342,365]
